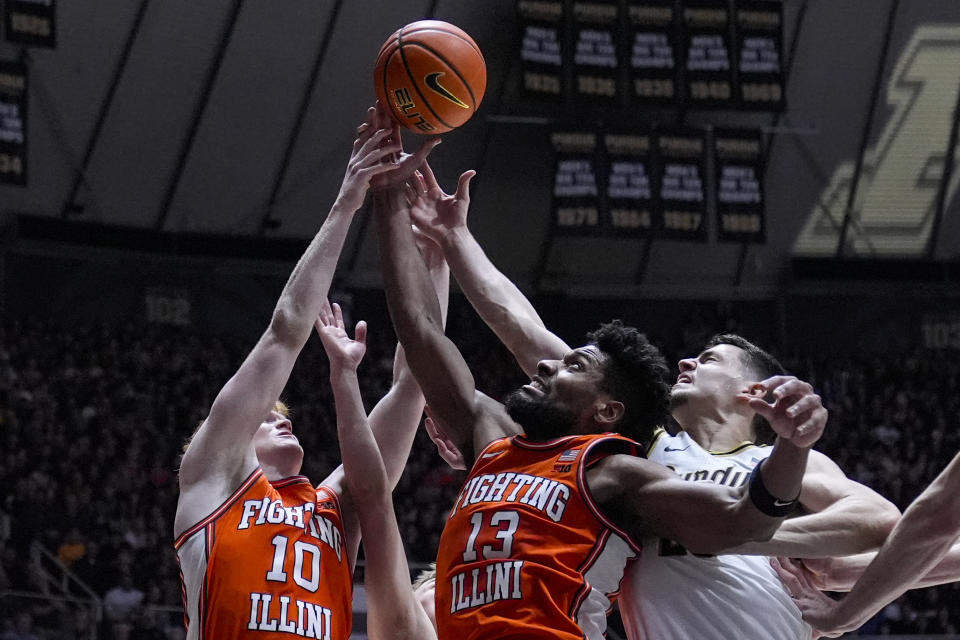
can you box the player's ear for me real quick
[736,382,768,403]
[594,399,624,427]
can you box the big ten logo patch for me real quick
[794,26,960,256]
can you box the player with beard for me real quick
[370,156,826,640]
[401,160,897,640]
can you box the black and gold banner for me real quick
[0,60,27,186]
[604,132,655,236]
[551,131,602,235]
[518,0,566,100]
[681,0,733,107]
[734,0,784,110]
[571,0,620,102]
[714,128,765,242]
[657,128,707,241]
[4,0,56,48]
[626,0,678,105]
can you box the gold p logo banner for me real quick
[794,25,960,257]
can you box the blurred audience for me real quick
[1,305,958,637]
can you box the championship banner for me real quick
[626,0,678,105]
[0,61,27,186]
[714,128,765,242]
[604,132,655,236]
[680,0,733,107]
[571,1,620,102]
[656,129,707,241]
[734,0,784,110]
[517,0,566,100]
[550,131,602,236]
[4,0,56,48]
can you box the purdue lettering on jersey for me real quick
[621,429,809,640]
[436,433,642,640]
[175,469,352,640]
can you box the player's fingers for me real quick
[745,396,777,419]
[354,320,367,345]
[420,158,441,192]
[331,302,344,328]
[408,137,442,168]
[754,375,800,397]
[413,170,428,194]
[770,559,803,598]
[356,130,397,160]
[784,394,821,419]
[456,170,477,202]
[793,409,828,447]
[772,378,814,401]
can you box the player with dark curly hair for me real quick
[370,151,824,640]
[401,157,895,640]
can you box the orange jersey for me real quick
[175,468,352,640]
[435,433,642,640]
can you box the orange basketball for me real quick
[374,20,487,134]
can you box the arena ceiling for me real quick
[1,0,959,298]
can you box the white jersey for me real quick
[620,428,811,640]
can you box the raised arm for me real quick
[374,180,517,465]
[800,539,960,593]
[725,450,900,557]
[318,234,451,563]
[175,110,403,535]
[590,375,828,554]
[365,229,450,486]
[316,305,436,640]
[774,449,960,637]
[407,161,570,376]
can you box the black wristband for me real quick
[748,459,799,517]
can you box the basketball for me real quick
[373,20,487,134]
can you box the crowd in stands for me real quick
[0,298,958,637]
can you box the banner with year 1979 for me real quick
[551,131,602,236]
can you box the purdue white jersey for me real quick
[620,428,811,640]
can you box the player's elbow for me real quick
[269,305,306,345]
[862,500,901,547]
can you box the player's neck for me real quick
[674,407,754,451]
[261,461,302,483]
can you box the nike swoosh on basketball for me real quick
[424,72,470,109]
[663,445,690,452]
[481,451,505,459]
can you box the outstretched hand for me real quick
[405,160,476,246]
[424,405,466,470]
[315,301,367,371]
[737,376,827,448]
[369,103,442,191]
[336,107,405,213]
[771,558,849,639]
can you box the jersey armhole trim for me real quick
[578,436,644,555]
[174,467,263,548]
[645,427,667,456]
[316,483,344,514]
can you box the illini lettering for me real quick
[450,561,525,613]
[238,499,342,561]
[247,593,333,639]
[449,473,570,521]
